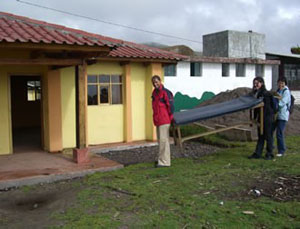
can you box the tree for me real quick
[291,46,300,55]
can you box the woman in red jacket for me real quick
[151,75,173,167]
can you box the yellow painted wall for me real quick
[87,62,124,144]
[60,67,76,148]
[0,70,12,155]
[145,63,162,141]
[131,63,146,140]
[0,63,48,155]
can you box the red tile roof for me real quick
[0,12,186,61]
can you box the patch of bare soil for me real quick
[100,141,219,166]
[198,87,300,136]
[0,142,218,228]
[0,180,83,229]
[226,175,300,202]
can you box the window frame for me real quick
[255,64,265,77]
[236,63,246,77]
[222,63,230,77]
[190,62,202,77]
[87,74,123,106]
[164,64,177,77]
[27,80,41,102]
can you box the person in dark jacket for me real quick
[151,75,173,167]
[248,77,274,160]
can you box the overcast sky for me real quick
[1,0,300,54]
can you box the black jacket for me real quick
[252,88,274,122]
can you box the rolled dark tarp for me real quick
[173,95,263,125]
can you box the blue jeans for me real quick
[273,120,287,154]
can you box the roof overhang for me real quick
[189,56,280,65]
[0,41,112,52]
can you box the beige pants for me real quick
[156,124,171,166]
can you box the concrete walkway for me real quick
[0,141,159,190]
[0,150,123,190]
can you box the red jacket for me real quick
[152,84,173,126]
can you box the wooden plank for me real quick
[47,70,63,152]
[124,63,132,142]
[172,125,177,146]
[0,42,111,52]
[193,122,215,130]
[181,122,252,143]
[260,106,264,135]
[0,58,83,65]
[97,57,178,64]
[76,63,88,149]
[177,127,183,148]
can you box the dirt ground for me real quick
[222,173,300,203]
[0,180,83,229]
[0,142,218,229]
[197,87,300,136]
[0,141,299,228]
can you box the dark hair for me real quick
[253,76,266,90]
[277,77,287,85]
[152,75,161,82]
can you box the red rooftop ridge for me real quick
[0,11,187,60]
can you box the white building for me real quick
[164,56,279,111]
[163,30,280,111]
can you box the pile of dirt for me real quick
[197,87,300,136]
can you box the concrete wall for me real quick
[203,30,265,59]
[291,91,300,105]
[60,67,76,149]
[164,61,273,106]
[131,63,146,141]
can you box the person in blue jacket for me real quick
[272,77,291,157]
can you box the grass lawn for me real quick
[50,133,300,228]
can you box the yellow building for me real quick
[0,12,185,155]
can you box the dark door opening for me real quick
[11,75,42,153]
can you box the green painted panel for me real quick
[174,91,215,112]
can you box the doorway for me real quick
[10,75,43,153]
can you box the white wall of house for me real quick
[164,61,273,99]
[291,91,300,104]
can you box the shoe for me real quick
[248,153,261,159]
[265,155,274,160]
[276,153,283,157]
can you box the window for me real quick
[255,64,264,77]
[222,63,230,77]
[190,62,202,76]
[284,64,300,90]
[87,74,122,105]
[236,63,245,77]
[164,64,176,76]
[27,80,41,101]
